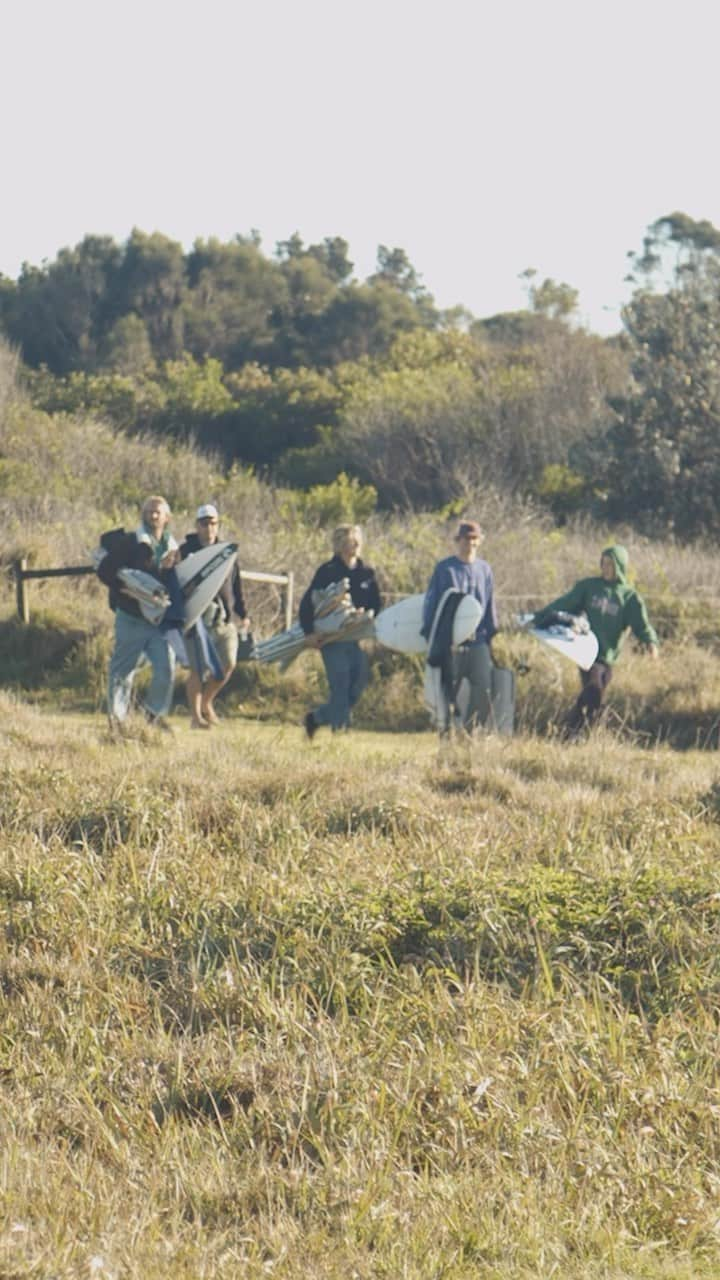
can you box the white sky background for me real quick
[2,0,719,335]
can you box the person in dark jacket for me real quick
[300,524,381,738]
[532,543,659,735]
[95,495,179,733]
[179,503,249,728]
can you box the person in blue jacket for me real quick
[421,519,498,731]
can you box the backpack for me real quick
[99,527,128,555]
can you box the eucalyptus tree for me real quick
[589,213,720,536]
[1,235,122,373]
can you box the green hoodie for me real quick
[533,544,658,665]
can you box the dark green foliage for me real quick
[184,235,288,368]
[11,212,720,531]
[1,236,123,373]
[0,229,438,377]
[582,213,720,536]
[112,229,187,361]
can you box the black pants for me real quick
[567,661,613,733]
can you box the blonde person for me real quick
[96,495,180,733]
[179,504,250,728]
[300,524,381,738]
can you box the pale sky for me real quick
[3,0,719,335]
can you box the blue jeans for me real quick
[314,641,369,730]
[108,609,176,721]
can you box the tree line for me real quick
[0,231,442,375]
[2,215,720,538]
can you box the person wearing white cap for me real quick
[196,503,219,521]
[178,504,249,728]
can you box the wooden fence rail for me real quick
[13,560,716,632]
[12,559,294,629]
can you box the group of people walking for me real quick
[96,496,249,735]
[96,497,659,739]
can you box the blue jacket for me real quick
[422,555,498,645]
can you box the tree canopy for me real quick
[581,212,720,536]
[0,231,441,376]
[7,213,720,534]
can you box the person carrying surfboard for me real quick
[179,503,250,729]
[532,544,659,736]
[301,524,382,738]
[96,495,180,734]
[421,520,498,732]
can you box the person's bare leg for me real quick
[200,669,232,724]
[186,671,209,728]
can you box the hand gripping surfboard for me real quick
[116,568,170,625]
[517,612,598,672]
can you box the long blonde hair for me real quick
[141,495,171,523]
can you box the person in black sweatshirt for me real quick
[300,524,381,739]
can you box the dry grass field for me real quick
[3,693,720,1278]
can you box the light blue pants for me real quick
[315,641,369,731]
[108,609,176,721]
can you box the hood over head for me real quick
[602,544,629,584]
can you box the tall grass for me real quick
[2,700,720,1276]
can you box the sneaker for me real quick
[304,711,318,741]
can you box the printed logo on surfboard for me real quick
[177,542,238,598]
[176,542,239,633]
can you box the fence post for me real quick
[15,559,29,624]
[282,571,294,630]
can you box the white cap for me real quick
[196,503,219,520]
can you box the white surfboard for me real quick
[425,664,515,734]
[176,542,238,632]
[117,568,170,625]
[518,613,598,672]
[375,591,483,654]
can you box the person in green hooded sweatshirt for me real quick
[532,545,659,734]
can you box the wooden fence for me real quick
[13,561,711,632]
[12,558,295,629]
